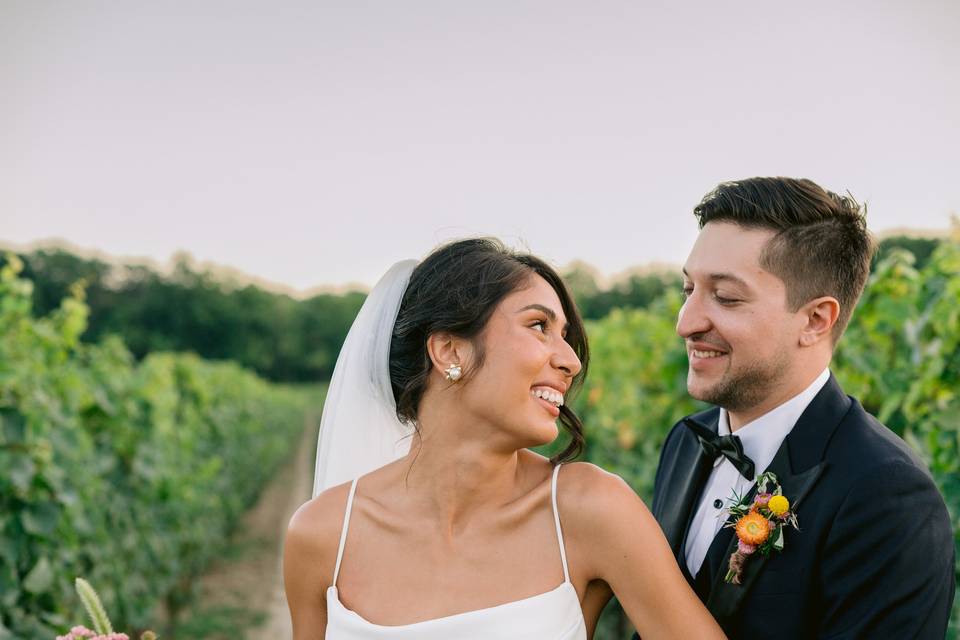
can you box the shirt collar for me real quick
[717,368,831,478]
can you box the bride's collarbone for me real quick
[351,476,555,538]
[337,501,567,594]
[346,507,559,564]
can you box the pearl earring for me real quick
[444,363,462,382]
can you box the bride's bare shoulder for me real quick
[284,481,353,577]
[557,461,638,498]
[556,462,655,532]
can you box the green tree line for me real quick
[17,250,366,383]
[16,236,942,386]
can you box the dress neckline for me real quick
[327,581,579,629]
[328,464,583,631]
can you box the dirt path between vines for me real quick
[188,414,318,639]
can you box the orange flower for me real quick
[735,512,771,546]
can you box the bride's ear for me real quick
[426,332,469,377]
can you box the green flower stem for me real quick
[75,578,114,635]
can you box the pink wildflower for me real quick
[753,493,772,509]
[737,540,757,555]
[56,627,96,640]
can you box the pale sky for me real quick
[3,1,958,290]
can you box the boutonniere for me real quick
[723,471,799,585]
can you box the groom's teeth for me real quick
[692,349,724,358]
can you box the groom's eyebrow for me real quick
[682,268,750,289]
[709,273,750,289]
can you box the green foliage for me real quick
[18,249,365,383]
[573,238,960,638]
[874,234,942,271]
[0,255,312,638]
[563,263,683,321]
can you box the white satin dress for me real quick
[325,464,589,639]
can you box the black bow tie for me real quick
[684,418,756,480]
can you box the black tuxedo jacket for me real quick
[645,375,955,639]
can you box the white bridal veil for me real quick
[312,260,419,497]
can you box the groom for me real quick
[646,178,955,638]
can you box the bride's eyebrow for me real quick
[516,304,569,334]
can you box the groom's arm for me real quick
[818,460,955,639]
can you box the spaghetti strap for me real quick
[332,478,359,587]
[550,464,571,584]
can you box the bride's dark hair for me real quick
[389,238,589,463]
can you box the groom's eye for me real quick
[714,293,739,305]
[681,285,693,298]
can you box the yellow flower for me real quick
[735,512,770,546]
[768,495,790,516]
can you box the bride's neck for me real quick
[397,409,526,535]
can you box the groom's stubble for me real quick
[688,342,792,416]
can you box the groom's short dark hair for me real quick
[693,177,875,343]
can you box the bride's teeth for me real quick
[531,388,564,407]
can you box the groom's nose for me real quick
[676,293,711,338]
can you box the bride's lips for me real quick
[534,396,561,417]
[531,383,565,418]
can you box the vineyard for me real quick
[2,235,958,638]
[0,256,312,638]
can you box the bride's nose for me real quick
[552,339,581,378]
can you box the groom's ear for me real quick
[798,296,840,347]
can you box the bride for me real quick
[284,238,725,639]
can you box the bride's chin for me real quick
[525,422,560,448]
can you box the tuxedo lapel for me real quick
[702,375,850,623]
[656,412,720,559]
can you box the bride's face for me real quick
[461,274,582,447]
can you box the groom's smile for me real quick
[687,340,730,370]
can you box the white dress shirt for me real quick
[684,368,831,576]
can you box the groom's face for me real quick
[677,221,801,413]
